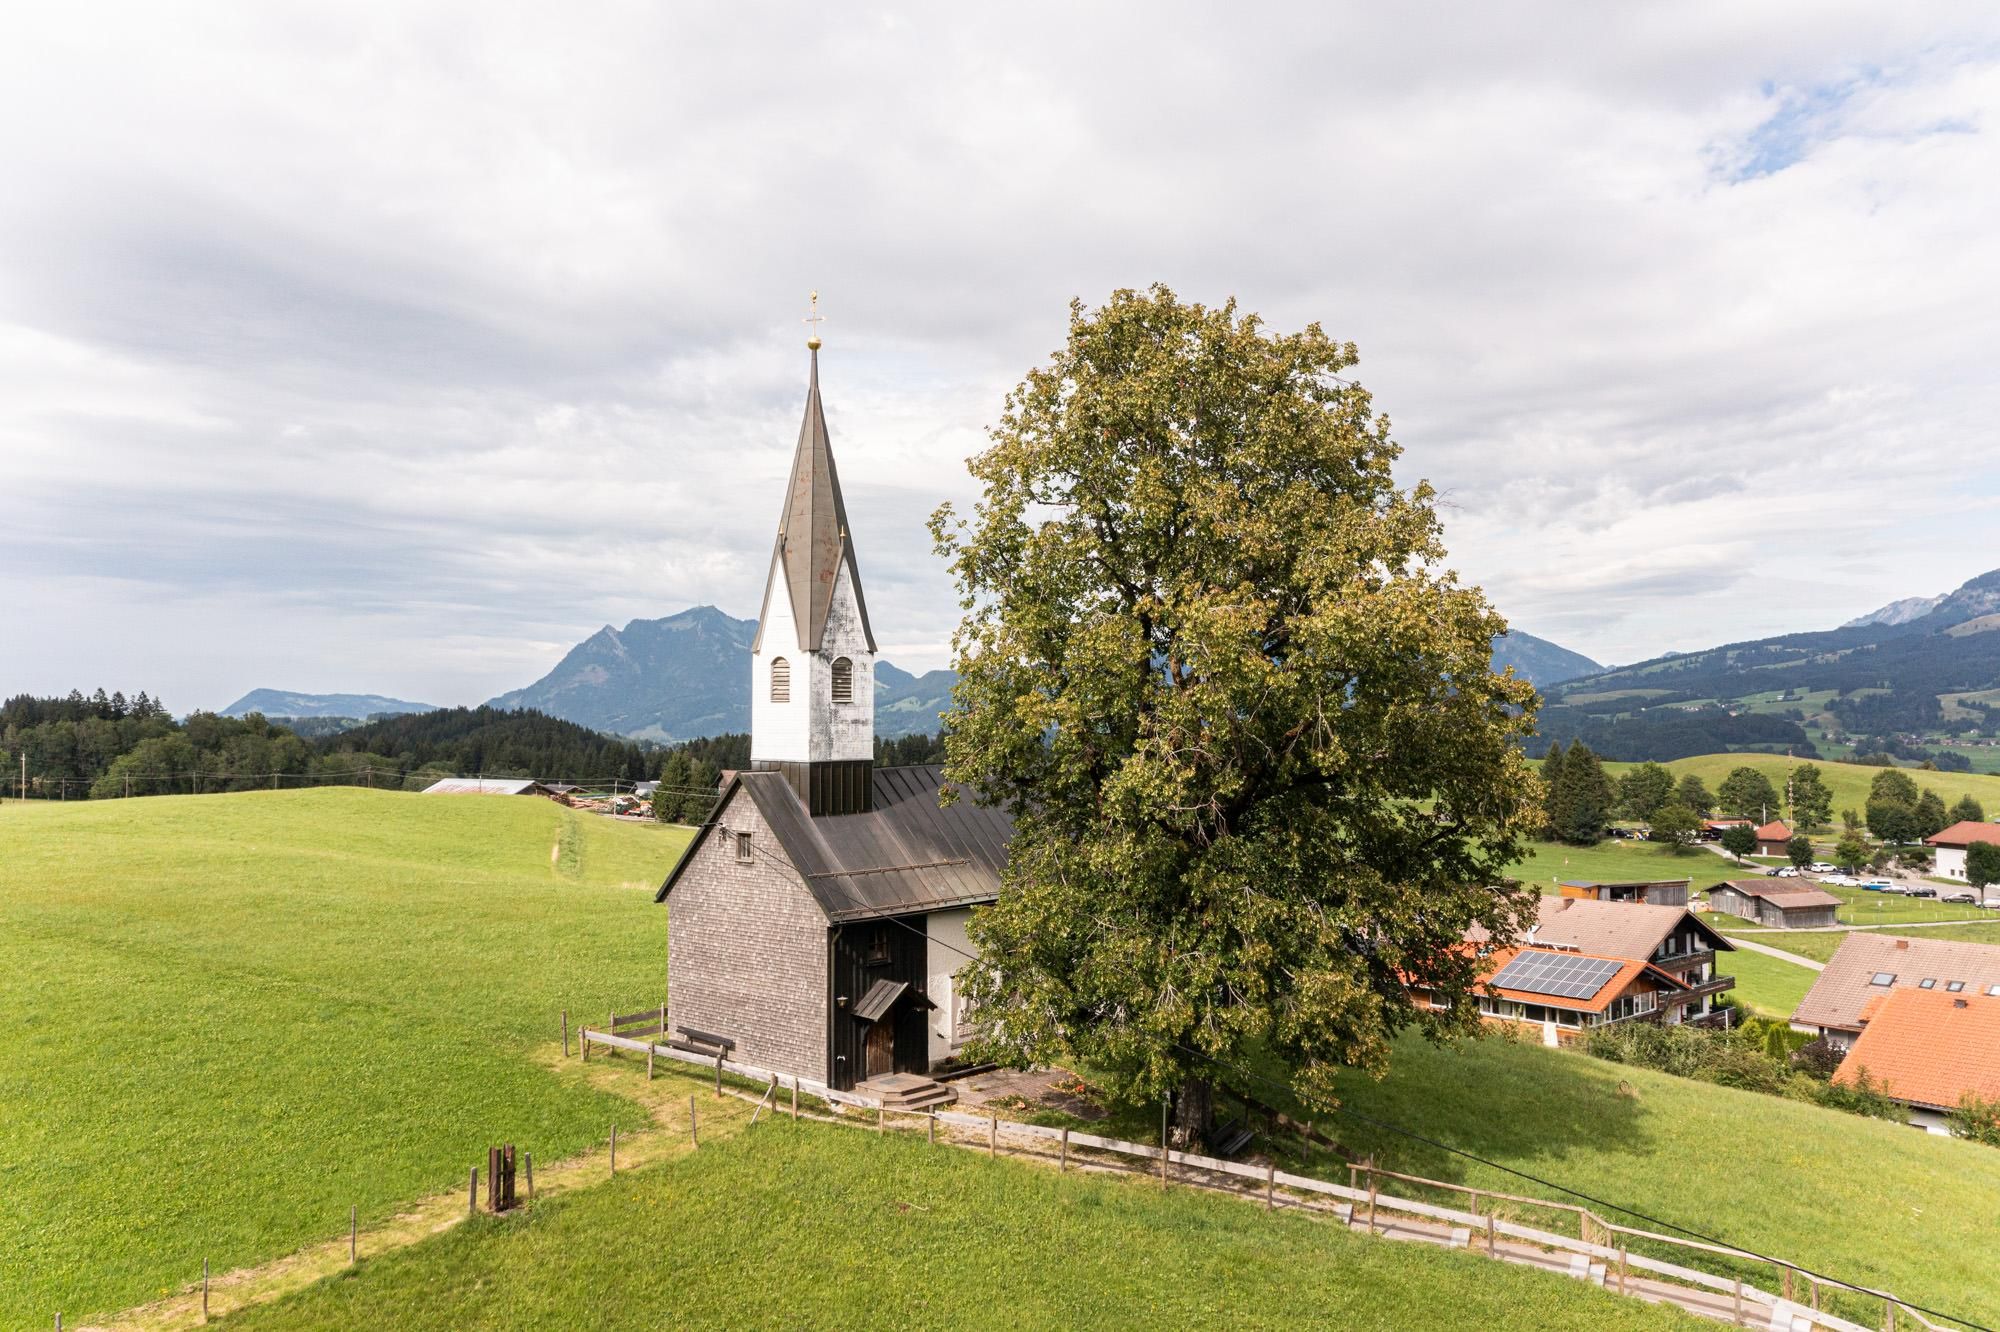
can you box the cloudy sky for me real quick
[4,3,1998,712]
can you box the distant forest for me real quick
[3,691,951,800]
[1,691,656,798]
[1527,706,1819,762]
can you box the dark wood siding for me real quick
[753,758,873,815]
[827,914,929,1089]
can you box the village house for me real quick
[1753,819,1794,857]
[1706,879,1841,930]
[1925,820,2000,884]
[1791,932,2000,1055]
[1831,988,2000,1135]
[1446,895,1737,1041]
[654,342,1009,1104]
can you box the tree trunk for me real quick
[1169,1075,1214,1152]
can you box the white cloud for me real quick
[1,2,1997,708]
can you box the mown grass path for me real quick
[0,790,689,1323]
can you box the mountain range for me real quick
[1537,568,2000,760]
[221,688,438,720]
[227,609,1599,744]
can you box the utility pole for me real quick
[19,752,25,802]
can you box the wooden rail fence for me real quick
[576,1018,1962,1332]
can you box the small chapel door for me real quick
[864,1020,895,1079]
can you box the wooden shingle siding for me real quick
[666,787,829,1082]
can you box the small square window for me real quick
[1869,973,1896,986]
[735,832,753,863]
[1918,978,1937,990]
[1947,981,1966,992]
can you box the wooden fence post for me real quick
[1160,1101,1169,1191]
[929,1113,937,1145]
[350,1205,357,1263]
[1617,1241,1627,1294]
[202,1258,209,1323]
[581,1028,588,1063]
[1782,1265,1792,1302]
[469,1166,478,1215]
[1732,1278,1741,1323]
[646,1046,654,1080]
[1367,1169,1379,1236]
[561,1010,569,1057]
[1886,1298,1896,1331]
[1265,1159,1275,1211]
[792,1077,799,1121]
[714,1050,724,1097]
[1485,1207,1496,1257]
[659,1003,667,1040]
[526,1152,534,1203]
[690,1095,699,1148]
[989,1114,997,1158]
[877,1106,885,1134]
[1060,1127,1069,1172]
[609,1124,617,1175]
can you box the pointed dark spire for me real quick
[767,348,875,653]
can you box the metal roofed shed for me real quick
[420,777,548,796]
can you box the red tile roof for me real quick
[1754,820,1792,843]
[1834,989,2000,1111]
[1478,946,1684,1015]
[1793,932,2000,1032]
[1926,820,2000,849]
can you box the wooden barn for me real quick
[1707,879,1841,930]
[655,341,1013,1103]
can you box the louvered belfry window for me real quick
[831,657,853,703]
[770,657,790,702]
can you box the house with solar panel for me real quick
[653,336,1011,1107]
[1441,895,1737,1043]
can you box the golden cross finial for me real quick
[804,290,824,350]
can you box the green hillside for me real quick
[1599,752,2000,821]
[0,790,688,1322]
[219,1112,1700,1332]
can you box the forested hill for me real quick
[317,707,656,785]
[1533,568,2000,761]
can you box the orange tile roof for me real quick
[1793,933,2000,1032]
[1754,820,1792,843]
[1834,988,2000,1111]
[1926,820,2000,849]
[1478,946,1681,1015]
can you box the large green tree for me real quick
[1914,788,1949,841]
[1950,793,1986,824]
[1550,740,1615,844]
[1648,801,1699,852]
[1969,841,2000,892]
[1717,766,1782,821]
[1617,762,1675,822]
[931,288,1542,1147]
[1675,774,1715,818]
[1787,763,1832,831]
[1719,823,1758,862]
[1867,795,1917,845]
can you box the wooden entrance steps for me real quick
[856,1072,957,1111]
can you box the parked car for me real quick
[1775,867,1802,878]
[1943,891,1978,904]
[1764,867,1783,877]
[1819,874,1861,888]
[1809,862,1837,874]
[1908,887,1938,899]
[1862,880,1894,892]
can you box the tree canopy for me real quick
[1546,739,1614,844]
[931,287,1540,1146]
[1720,823,1758,862]
[1617,762,1675,822]
[1716,766,1782,821]
[1788,763,1832,831]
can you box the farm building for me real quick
[420,777,551,797]
[1701,818,1752,840]
[1753,819,1794,856]
[1454,945,1694,1045]
[1925,820,2000,884]
[1832,988,2000,1134]
[1706,879,1841,929]
[656,344,1011,1101]
[1557,878,1690,907]
[1455,894,1736,1032]
[1791,932,2000,1053]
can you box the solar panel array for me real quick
[1492,951,1624,1001]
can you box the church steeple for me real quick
[749,320,876,815]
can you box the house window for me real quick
[865,931,891,966]
[1947,981,1966,993]
[1869,973,1896,986]
[735,832,753,863]
[831,656,853,703]
[770,657,790,703]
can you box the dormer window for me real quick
[770,657,790,703]
[1869,973,1896,986]
[831,656,853,703]
[1918,978,1937,990]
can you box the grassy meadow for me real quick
[1597,753,2000,823]
[0,790,688,1322]
[1324,1034,2000,1329]
[217,1106,1705,1332]
[1712,945,1816,1018]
